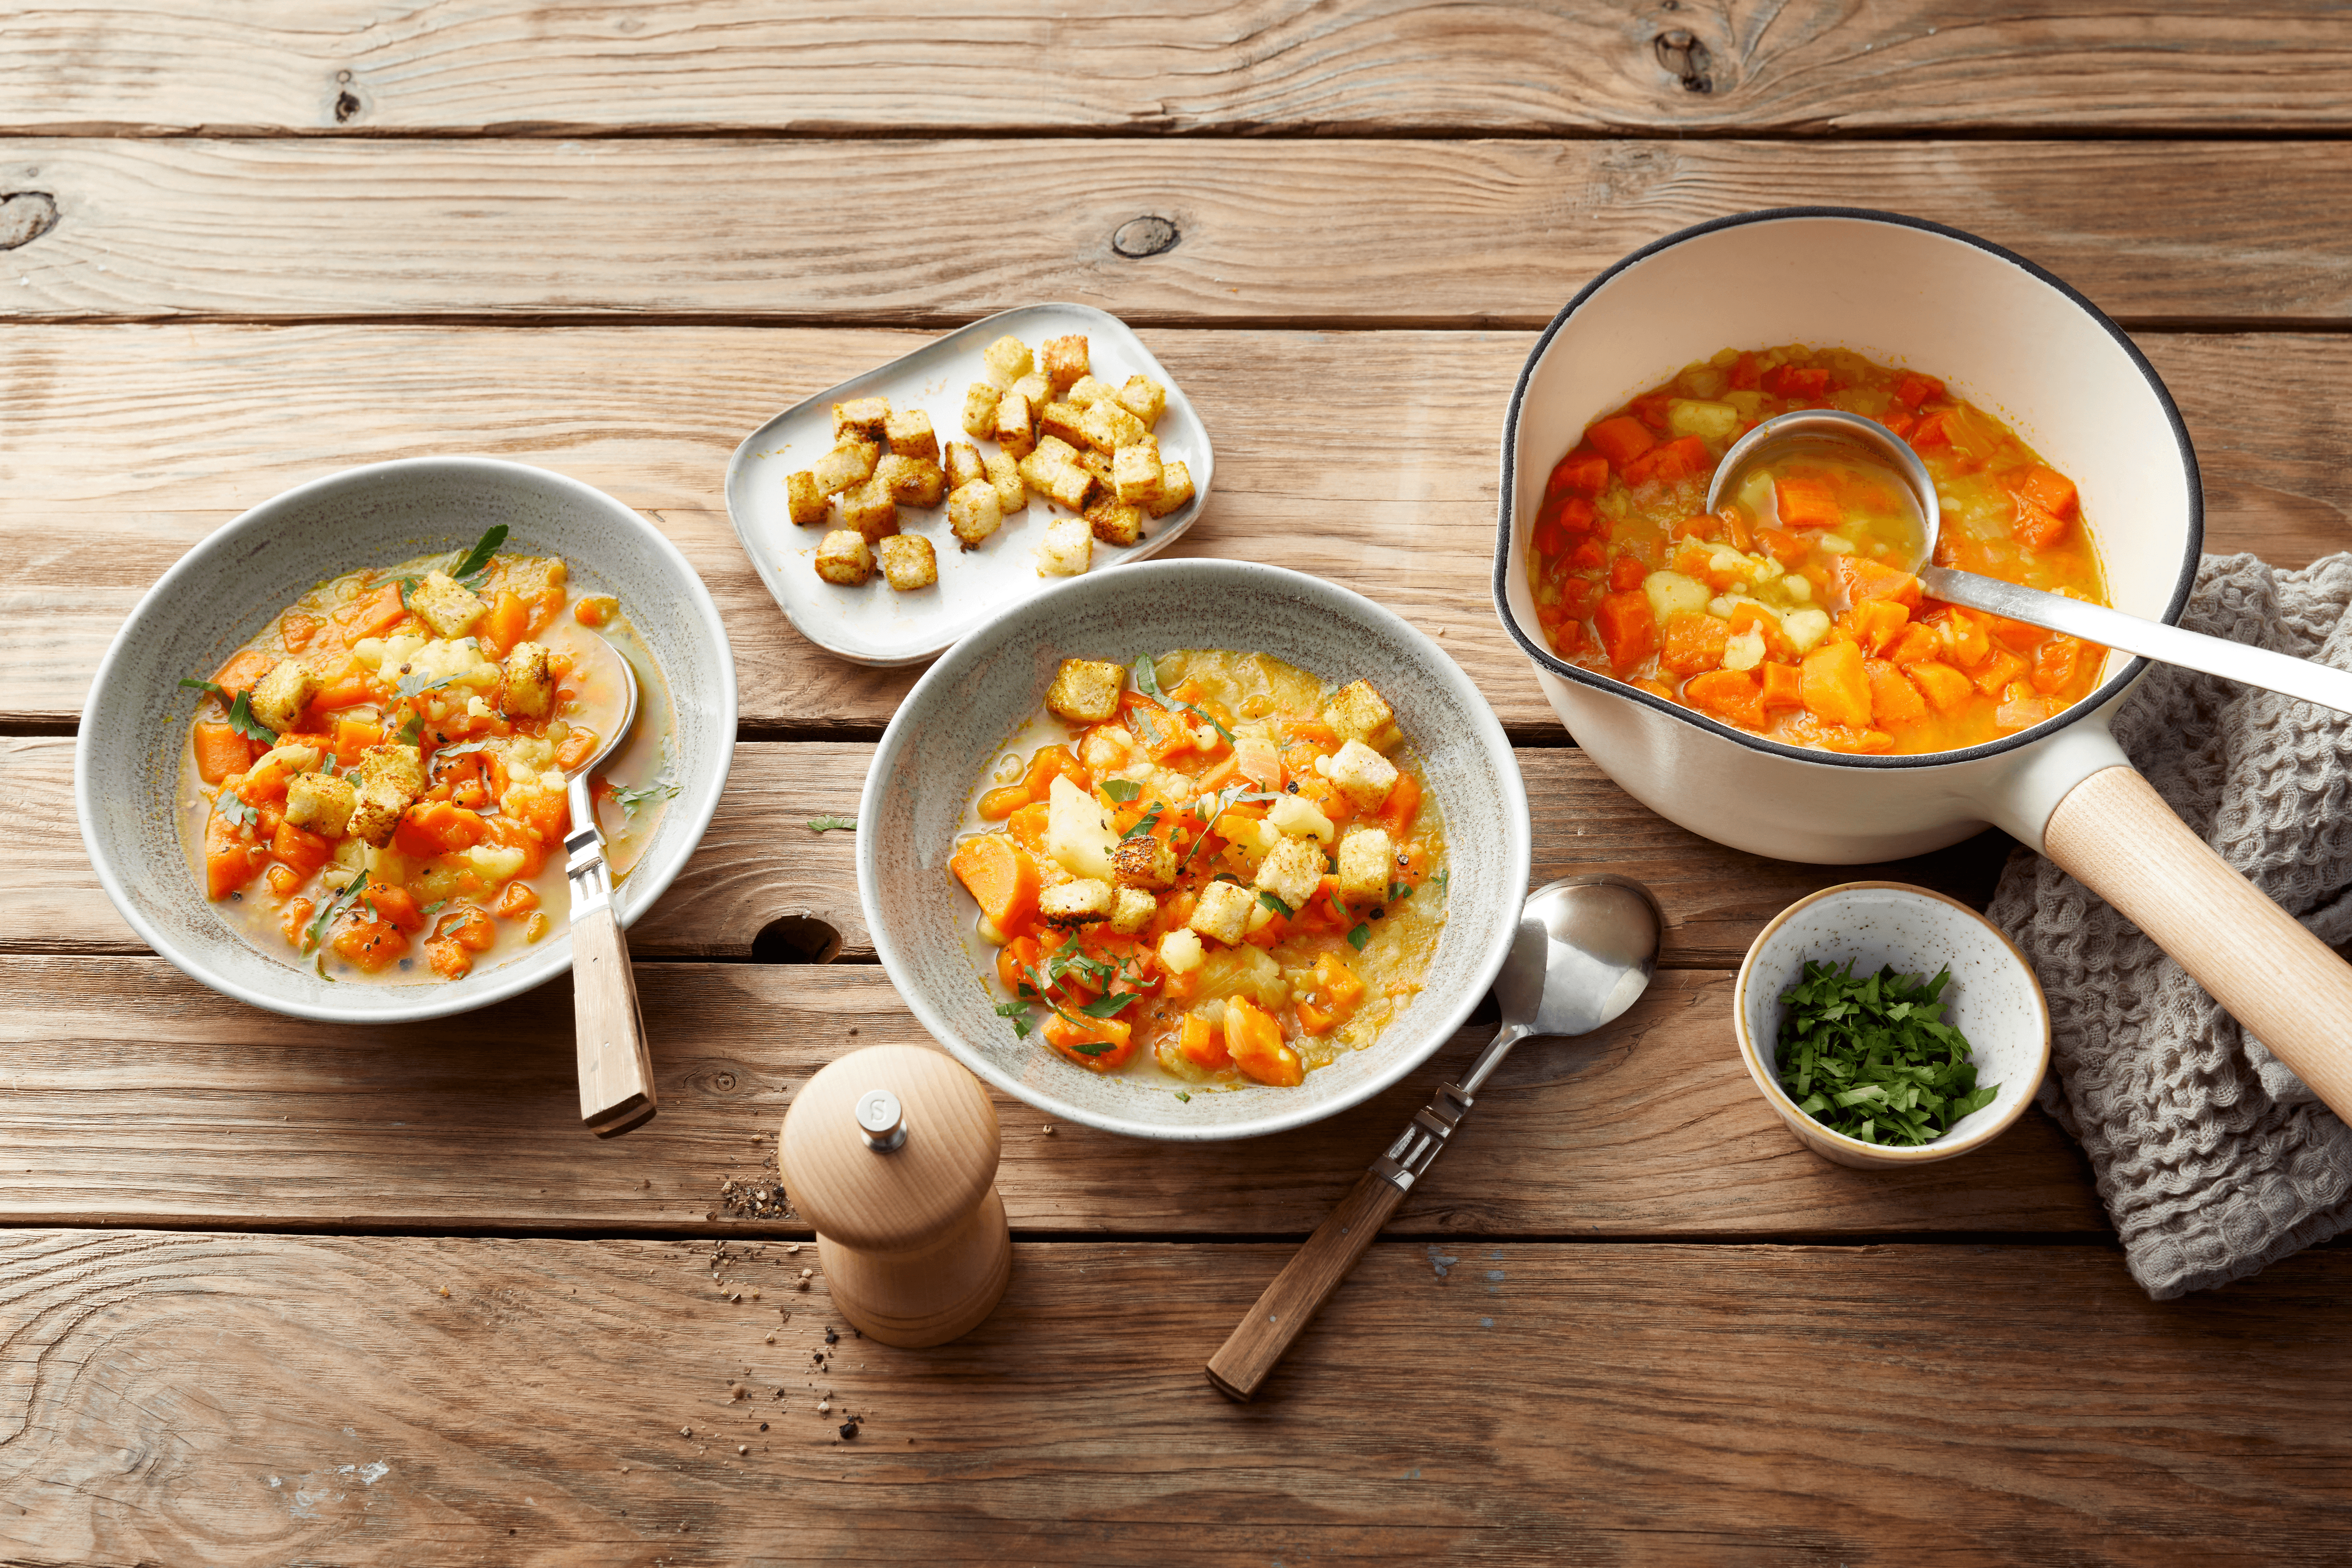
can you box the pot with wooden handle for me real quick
[1494,208,2352,1125]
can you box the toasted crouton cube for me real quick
[814,528,875,586]
[1032,435,1080,467]
[946,479,1004,550]
[346,778,409,848]
[945,441,986,492]
[406,571,485,639]
[982,451,1027,513]
[1067,374,1118,409]
[1159,926,1205,973]
[982,335,1032,387]
[1079,401,1150,454]
[832,397,890,442]
[1253,835,1326,912]
[785,470,830,526]
[1112,832,1177,889]
[875,453,946,509]
[501,641,555,719]
[1118,375,1166,429]
[877,534,938,591]
[246,659,319,736]
[1112,441,1162,505]
[356,742,427,800]
[1041,334,1089,395]
[1039,878,1114,928]
[961,382,1001,439]
[1144,458,1195,518]
[1323,678,1399,750]
[1075,447,1113,487]
[1018,456,1093,512]
[1039,400,1090,449]
[1188,880,1256,946]
[993,390,1036,459]
[1046,657,1126,723]
[1085,497,1143,548]
[883,407,938,463]
[837,477,899,541]
[812,438,880,496]
[1321,738,1400,811]
[284,771,357,839]
[1009,372,1050,410]
[1109,886,1157,936]
[1336,826,1394,904]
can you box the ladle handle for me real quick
[2042,765,2352,1119]
[1923,567,2352,717]
[1206,1171,1405,1403]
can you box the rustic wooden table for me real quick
[6,5,2351,1561]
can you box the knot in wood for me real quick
[1653,29,1714,94]
[0,192,59,252]
[1111,215,1181,259]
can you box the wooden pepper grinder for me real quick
[777,1044,1011,1348]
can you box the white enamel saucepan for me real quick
[1491,207,2352,1122]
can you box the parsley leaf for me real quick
[993,1000,1034,1039]
[216,794,258,830]
[178,677,229,699]
[1388,880,1414,903]
[1346,922,1371,951]
[1772,958,1998,1148]
[808,816,858,834]
[392,669,461,702]
[449,524,509,587]
[392,710,426,747]
[1076,991,1141,1019]
[181,677,277,742]
[1174,1090,1192,1103]
[1131,652,1235,745]
[1257,891,1293,918]
[1122,804,1164,842]
[304,869,370,954]
[610,738,681,820]
[1102,778,1141,803]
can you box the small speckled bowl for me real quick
[858,560,1532,1141]
[77,457,737,1023]
[1733,882,2050,1168]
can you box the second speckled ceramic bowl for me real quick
[858,560,1532,1141]
[1733,882,2050,1168]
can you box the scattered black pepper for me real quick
[824,1328,838,1345]
[839,1420,859,1440]
[759,1423,769,1432]
[1284,781,1299,794]
[1370,907,1385,920]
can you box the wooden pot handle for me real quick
[1206,1170,1405,1403]
[572,903,658,1138]
[2042,764,2352,1119]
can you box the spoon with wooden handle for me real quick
[560,640,657,1138]
[1206,874,1664,1401]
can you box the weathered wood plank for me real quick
[7,1,2348,137]
[0,956,2103,1235]
[6,139,2352,326]
[4,1229,2346,1565]
[2,737,2013,969]
[3,325,2345,732]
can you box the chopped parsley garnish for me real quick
[449,524,509,587]
[807,816,858,834]
[993,1000,1034,1039]
[1131,653,1235,745]
[1388,880,1414,903]
[1257,891,1293,918]
[216,794,259,830]
[391,710,426,747]
[1174,1090,1192,1103]
[1122,805,1164,842]
[1346,922,1371,951]
[181,678,276,743]
[1773,958,1999,1147]
[610,738,682,820]
[1101,778,1140,803]
[392,669,461,702]
[303,869,371,954]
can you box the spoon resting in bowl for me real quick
[560,635,659,1138]
[1709,409,2352,717]
[1205,874,1665,1402]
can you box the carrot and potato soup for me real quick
[949,651,1448,1092]
[1526,345,2109,755]
[177,527,677,985]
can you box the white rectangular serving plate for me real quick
[724,303,1214,667]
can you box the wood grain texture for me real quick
[8,1,2352,137]
[0,956,2101,1235]
[7,139,2352,326]
[1206,1169,1406,1402]
[4,1228,2350,1565]
[0,736,2014,969]
[3,324,2346,733]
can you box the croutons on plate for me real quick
[944,441,987,493]
[884,407,939,463]
[993,390,1037,460]
[947,479,1004,550]
[1321,738,1401,811]
[1035,517,1092,577]
[982,451,1027,513]
[285,772,357,838]
[837,477,898,541]
[1039,400,1090,450]
[875,453,946,509]
[877,534,938,591]
[1067,374,1117,409]
[1046,657,1126,723]
[1254,835,1326,912]
[814,529,875,586]
[832,397,890,442]
[1118,375,1166,429]
[982,335,1033,387]
[812,438,880,496]
[1112,833,1177,889]
[1042,334,1089,395]
[785,470,831,526]
[1080,401,1149,454]
[1084,497,1143,548]
[1143,458,1195,518]
[961,382,1001,439]
[1109,886,1157,935]
[1112,440,1162,505]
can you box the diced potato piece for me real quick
[1644,569,1711,628]
[832,397,890,442]
[1046,657,1126,722]
[837,477,899,541]
[812,438,880,496]
[993,390,1036,459]
[1112,833,1178,890]
[1667,399,1740,441]
[1045,773,1117,881]
[1067,374,1118,408]
[1117,375,1166,428]
[1253,835,1325,912]
[1159,927,1205,974]
[884,407,938,463]
[785,470,830,526]
[1782,607,1833,653]
[1265,792,1335,843]
[1035,517,1093,577]
[246,659,319,735]
[944,441,986,492]
[947,478,1004,549]
[1109,887,1157,936]
[877,534,938,591]
[982,336,1033,387]
[1085,497,1143,547]
[1336,826,1393,903]
[961,382,1001,439]
[814,529,874,586]
[875,453,946,508]
[502,641,555,719]
[1039,878,1113,928]
[1320,738,1399,811]
[1112,441,1162,504]
[1041,334,1089,395]
[1039,400,1090,449]
[1143,458,1195,518]
[1322,678,1398,750]
[1079,401,1149,454]
[284,772,357,838]
[982,451,1027,513]
[1188,881,1256,947]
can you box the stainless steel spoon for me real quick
[1708,409,2352,717]
[561,638,659,1138]
[1205,874,1666,1402]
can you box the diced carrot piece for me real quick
[1864,659,1929,729]
[977,784,1031,821]
[1813,724,1898,755]
[1727,603,1790,660]
[363,883,427,934]
[1659,612,1731,677]
[334,582,408,638]
[1585,416,1656,467]
[265,863,302,898]
[2014,465,2078,520]
[1760,661,1804,711]
[1774,475,1842,529]
[493,880,541,919]
[1717,506,1754,551]
[236,757,294,806]
[527,589,566,636]
[1892,373,1944,409]
[1043,1012,1136,1073]
[1593,590,1658,675]
[1840,598,1911,657]
[1295,775,1355,827]
[270,820,333,878]
[1546,448,1611,498]
[1762,364,1831,400]
[1622,435,1708,488]
[1179,1011,1231,1071]
[1377,771,1422,838]
[1683,669,1767,731]
[1224,997,1303,1087]
[950,835,1041,932]
[1838,556,1923,608]
[1995,690,2066,733]
[394,802,488,860]
[1549,619,1591,659]
[435,908,497,952]
[281,897,315,947]
[1801,641,1873,727]
[1886,623,1942,666]
[477,590,530,660]
[192,722,255,785]
[1757,527,1810,566]
[1991,615,2047,652]
[213,649,273,694]
[1021,744,1088,802]
[1907,411,1951,451]
[552,728,598,773]
[1608,554,1647,592]
[1940,607,1993,669]
[2031,634,2088,694]
[1671,512,1721,542]
[312,663,379,711]
[2013,493,2070,550]
[512,790,568,845]
[1006,802,1052,854]
[333,918,410,973]
[280,612,322,652]
[426,939,472,980]
[1728,353,1762,391]
[1973,647,2028,697]
[486,815,548,878]
[1909,660,1974,713]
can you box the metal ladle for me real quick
[1205,874,1666,1402]
[1708,409,2352,716]
[560,638,659,1138]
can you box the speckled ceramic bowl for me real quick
[76,457,737,1023]
[1733,882,2050,1168]
[858,560,1532,1140]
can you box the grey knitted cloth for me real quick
[1989,552,2352,1299]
